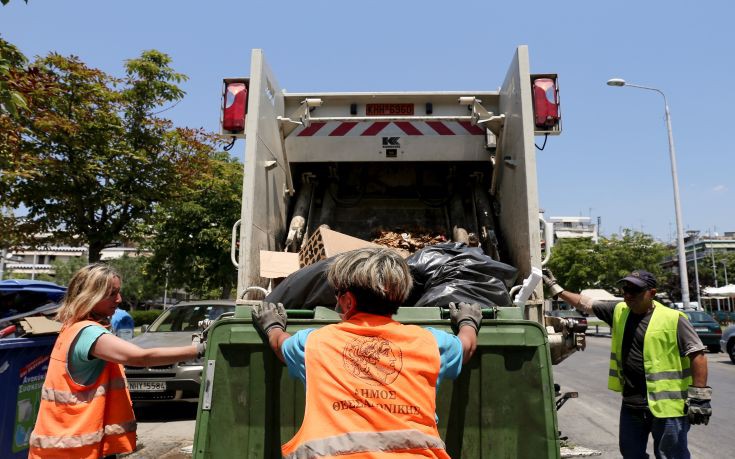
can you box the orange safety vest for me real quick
[282,313,450,459]
[29,320,136,458]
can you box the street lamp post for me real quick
[607,78,691,308]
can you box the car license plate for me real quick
[127,381,167,392]
[694,327,709,332]
[366,103,414,116]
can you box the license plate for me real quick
[127,381,167,392]
[366,103,414,116]
[694,327,709,332]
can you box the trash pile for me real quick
[371,230,448,254]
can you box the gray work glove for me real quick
[685,386,712,425]
[448,302,482,334]
[191,333,206,358]
[542,268,565,298]
[252,301,288,335]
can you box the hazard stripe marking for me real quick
[329,121,359,136]
[361,122,390,136]
[458,121,486,135]
[298,122,327,136]
[394,122,423,136]
[426,121,455,135]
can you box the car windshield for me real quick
[550,309,584,318]
[685,311,716,323]
[149,304,234,332]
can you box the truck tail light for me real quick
[531,77,560,129]
[222,81,248,133]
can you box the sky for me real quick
[2,0,733,243]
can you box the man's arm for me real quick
[457,326,477,363]
[689,351,708,387]
[543,269,596,315]
[266,328,291,363]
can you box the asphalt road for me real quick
[554,335,735,458]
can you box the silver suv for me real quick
[124,300,235,402]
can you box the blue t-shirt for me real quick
[69,324,110,386]
[282,326,463,389]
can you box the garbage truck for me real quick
[193,46,581,458]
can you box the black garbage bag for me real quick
[406,242,518,308]
[264,258,336,310]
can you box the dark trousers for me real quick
[619,404,690,459]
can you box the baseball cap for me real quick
[618,270,657,289]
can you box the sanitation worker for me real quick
[253,247,481,458]
[29,263,204,458]
[544,268,711,458]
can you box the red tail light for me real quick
[223,82,247,133]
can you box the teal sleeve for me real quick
[426,327,463,387]
[69,325,110,386]
[281,329,315,383]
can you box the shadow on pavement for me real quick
[133,401,198,421]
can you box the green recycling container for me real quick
[193,306,560,458]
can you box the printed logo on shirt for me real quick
[342,336,402,386]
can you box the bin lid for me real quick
[0,280,67,301]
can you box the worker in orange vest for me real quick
[29,263,204,458]
[253,247,481,458]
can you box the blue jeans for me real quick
[619,404,690,458]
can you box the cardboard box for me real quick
[299,226,383,267]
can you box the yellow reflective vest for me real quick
[608,301,691,418]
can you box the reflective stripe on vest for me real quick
[29,320,136,458]
[29,420,136,449]
[284,429,446,459]
[41,376,127,404]
[607,302,691,418]
[281,313,450,458]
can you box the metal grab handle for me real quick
[231,219,241,268]
[539,214,554,266]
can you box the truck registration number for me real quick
[127,381,167,392]
[366,103,414,116]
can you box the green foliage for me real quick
[49,257,88,286]
[144,152,241,299]
[107,254,159,306]
[1,42,218,261]
[0,37,28,117]
[130,309,162,326]
[547,229,672,296]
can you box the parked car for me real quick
[547,308,588,333]
[124,300,236,402]
[681,310,722,353]
[721,325,735,364]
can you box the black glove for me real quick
[542,268,565,298]
[448,302,482,334]
[685,386,712,425]
[252,301,288,335]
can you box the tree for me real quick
[49,257,88,286]
[144,152,242,299]
[0,37,28,117]
[547,229,671,296]
[107,255,159,307]
[1,45,212,261]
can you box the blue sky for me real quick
[2,0,733,242]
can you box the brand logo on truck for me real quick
[382,137,400,148]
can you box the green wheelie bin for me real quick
[193,306,560,458]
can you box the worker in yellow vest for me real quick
[544,268,711,458]
[29,264,204,458]
[253,247,481,458]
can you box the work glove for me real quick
[448,302,482,334]
[685,386,712,425]
[191,333,206,358]
[252,301,288,335]
[542,268,565,298]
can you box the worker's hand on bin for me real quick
[542,268,565,298]
[448,302,482,334]
[685,386,712,425]
[191,333,206,358]
[252,301,288,335]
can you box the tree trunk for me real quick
[88,240,105,263]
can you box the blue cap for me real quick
[618,270,657,289]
